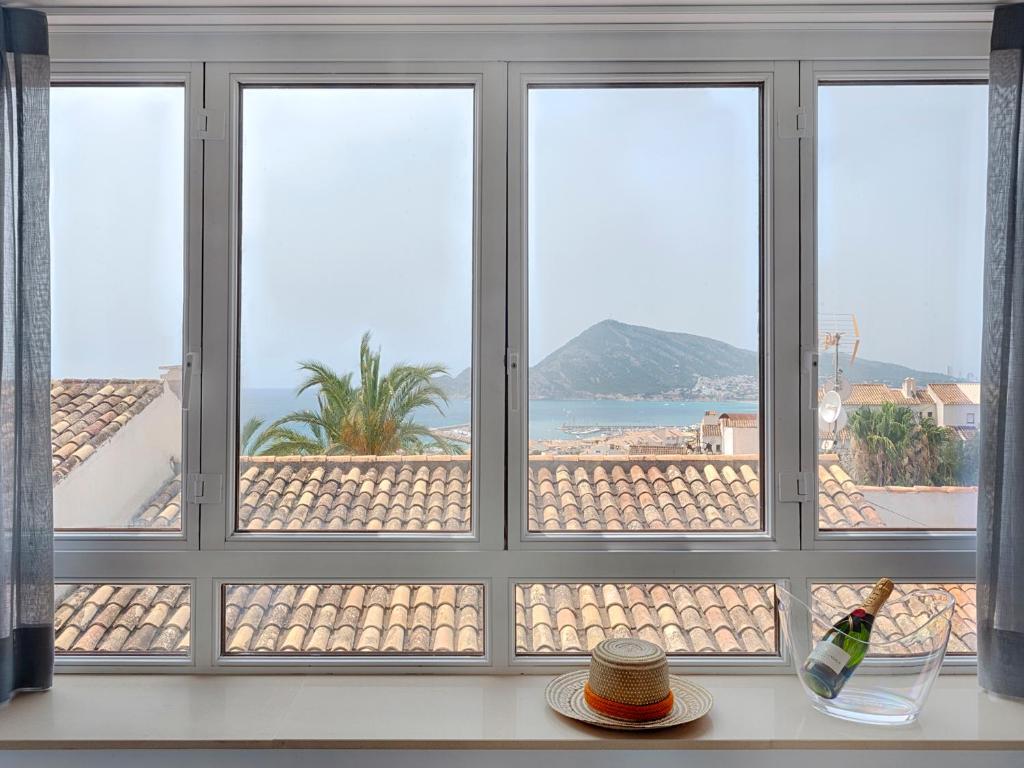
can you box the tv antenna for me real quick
[819,313,860,391]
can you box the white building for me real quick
[51,368,182,529]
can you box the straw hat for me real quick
[545,638,713,731]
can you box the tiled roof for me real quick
[237,456,472,532]
[516,583,778,655]
[222,583,483,655]
[700,424,721,438]
[812,582,977,656]
[719,413,758,426]
[951,425,978,441]
[54,584,190,655]
[528,455,765,531]
[817,461,885,528]
[51,379,164,483]
[840,383,929,407]
[928,383,981,406]
[130,476,182,529]
[133,454,885,531]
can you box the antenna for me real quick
[819,313,861,381]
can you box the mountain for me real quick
[436,319,953,400]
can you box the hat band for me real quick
[583,682,674,722]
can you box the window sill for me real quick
[0,674,1021,750]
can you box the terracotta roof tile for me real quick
[51,379,164,483]
[928,383,981,406]
[54,584,191,656]
[219,583,483,656]
[516,583,778,655]
[134,454,886,532]
[835,383,931,408]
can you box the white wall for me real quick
[52,387,181,528]
[937,403,979,428]
[862,488,978,529]
[722,426,759,455]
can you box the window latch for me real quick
[778,471,811,503]
[191,107,225,141]
[778,106,810,140]
[187,473,224,505]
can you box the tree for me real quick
[250,332,461,456]
[846,403,961,487]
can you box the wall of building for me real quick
[722,426,759,456]
[936,403,979,428]
[861,487,978,529]
[52,387,181,529]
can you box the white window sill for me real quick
[0,674,1020,750]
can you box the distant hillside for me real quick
[436,319,953,400]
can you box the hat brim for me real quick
[545,670,713,731]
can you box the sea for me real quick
[241,389,758,441]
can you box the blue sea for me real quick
[241,389,757,441]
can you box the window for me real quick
[816,82,987,532]
[237,86,475,534]
[222,583,483,656]
[811,583,977,656]
[524,83,762,534]
[50,84,186,532]
[55,584,191,657]
[50,50,981,674]
[516,583,776,655]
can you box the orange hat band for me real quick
[583,682,674,722]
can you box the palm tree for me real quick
[847,403,960,486]
[848,403,915,486]
[253,332,461,456]
[240,415,278,456]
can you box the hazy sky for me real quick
[51,82,988,388]
[818,84,988,378]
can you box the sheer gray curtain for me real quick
[0,8,51,705]
[980,4,1024,700]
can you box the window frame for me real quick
[49,62,204,552]
[799,59,988,553]
[506,62,802,552]
[49,30,984,675]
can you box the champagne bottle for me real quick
[802,578,894,700]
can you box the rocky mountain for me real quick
[436,319,953,400]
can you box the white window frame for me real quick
[49,24,984,675]
[799,59,988,553]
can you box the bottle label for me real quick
[807,641,851,674]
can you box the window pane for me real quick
[515,582,777,655]
[811,583,977,656]
[816,83,987,531]
[55,584,191,656]
[222,583,483,656]
[526,85,762,533]
[50,86,185,531]
[238,87,474,534]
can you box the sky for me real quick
[51,81,988,389]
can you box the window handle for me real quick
[182,350,200,412]
[507,349,520,414]
[803,348,818,413]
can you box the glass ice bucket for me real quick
[778,587,955,725]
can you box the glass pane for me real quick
[238,86,474,534]
[222,583,483,656]
[55,584,191,656]
[526,85,762,533]
[816,83,987,531]
[515,582,777,655]
[50,85,185,532]
[811,582,977,656]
